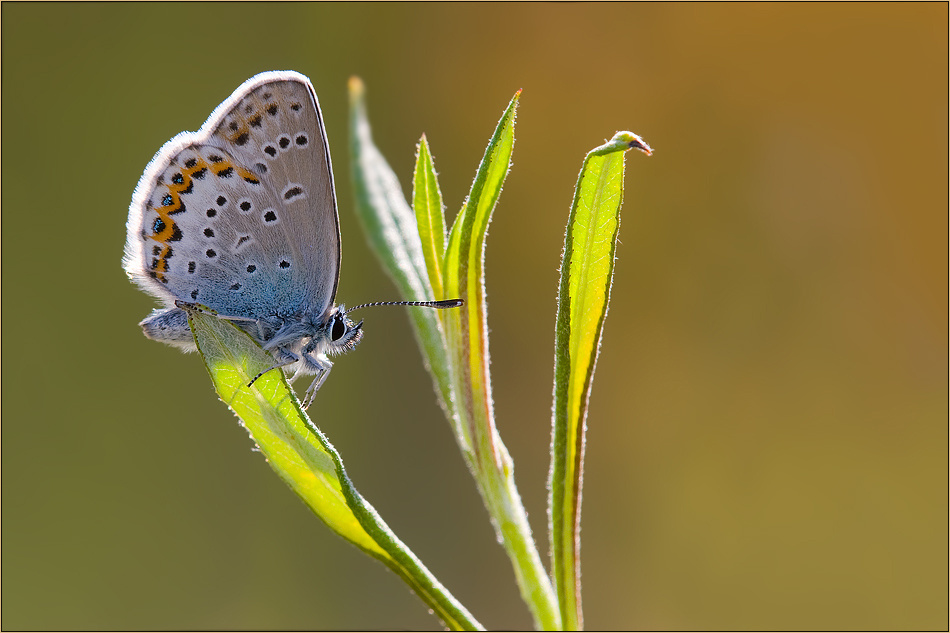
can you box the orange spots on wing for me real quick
[150,245,171,282]
[238,166,260,184]
[148,156,212,281]
[227,125,251,148]
[211,161,233,177]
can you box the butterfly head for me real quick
[320,298,464,356]
[322,306,363,356]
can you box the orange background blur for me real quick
[2,4,946,630]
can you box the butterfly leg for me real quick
[301,370,331,408]
[247,347,300,388]
[173,299,286,350]
[302,352,333,409]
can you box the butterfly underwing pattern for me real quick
[124,71,363,406]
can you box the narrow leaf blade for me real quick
[442,91,521,460]
[348,77,454,416]
[442,92,562,631]
[413,134,447,299]
[550,131,652,630]
[186,308,483,631]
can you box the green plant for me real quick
[183,77,651,630]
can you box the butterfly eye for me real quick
[331,315,347,341]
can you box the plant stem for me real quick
[476,445,561,631]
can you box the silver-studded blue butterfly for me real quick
[124,71,460,407]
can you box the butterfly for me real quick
[123,71,459,407]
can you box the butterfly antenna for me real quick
[344,299,464,315]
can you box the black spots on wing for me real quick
[184,158,197,168]
[291,102,301,112]
[255,162,267,174]
[192,168,207,180]
[229,121,239,131]
[209,154,223,163]
[152,245,162,256]
[283,186,304,201]
[170,169,194,194]
[263,210,277,223]
[206,249,217,258]
[160,190,186,215]
[236,235,251,248]
[206,208,217,218]
[204,228,214,238]
[191,289,199,300]
[188,261,196,274]
[152,216,181,241]
[266,104,278,116]
[279,260,291,269]
[216,196,227,206]
[246,264,257,273]
[249,114,263,128]
[229,283,242,291]
[262,129,310,162]
[215,166,234,178]
[234,132,249,147]
[262,91,272,101]
[240,200,252,212]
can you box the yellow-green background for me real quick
[2,4,946,630]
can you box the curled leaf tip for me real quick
[589,131,653,158]
[629,137,653,156]
[609,130,653,156]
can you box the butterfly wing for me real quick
[124,71,341,322]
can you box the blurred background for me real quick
[2,4,946,630]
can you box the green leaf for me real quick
[442,90,522,458]
[184,306,483,631]
[348,77,455,418]
[413,134,447,300]
[549,131,652,630]
[442,91,561,631]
